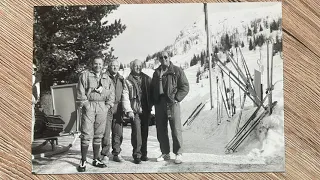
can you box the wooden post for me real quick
[254,69,262,107]
[204,3,213,109]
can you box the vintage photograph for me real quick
[32,2,284,173]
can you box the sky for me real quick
[104,2,279,64]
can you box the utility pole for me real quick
[204,3,213,109]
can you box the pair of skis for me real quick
[183,102,206,126]
[225,100,278,153]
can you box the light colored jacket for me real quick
[121,80,133,113]
[77,70,115,108]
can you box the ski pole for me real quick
[236,93,247,133]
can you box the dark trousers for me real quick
[155,96,183,155]
[131,111,150,159]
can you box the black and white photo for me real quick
[32,2,284,173]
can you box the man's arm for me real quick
[77,72,88,102]
[105,79,115,109]
[147,75,154,110]
[175,68,189,102]
[122,81,133,113]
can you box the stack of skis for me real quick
[213,40,277,153]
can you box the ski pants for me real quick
[155,96,183,155]
[80,101,109,146]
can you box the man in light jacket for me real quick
[77,55,115,172]
[100,60,134,163]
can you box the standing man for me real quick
[151,51,189,164]
[77,55,115,172]
[32,64,40,142]
[126,59,153,164]
[100,60,134,163]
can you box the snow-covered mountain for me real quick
[146,3,282,69]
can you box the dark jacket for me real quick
[151,62,189,104]
[107,72,125,115]
[127,72,153,112]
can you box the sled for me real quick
[32,83,81,159]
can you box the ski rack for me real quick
[227,49,262,106]
[224,42,277,153]
[214,56,260,108]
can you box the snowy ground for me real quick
[32,126,283,174]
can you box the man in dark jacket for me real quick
[100,60,134,163]
[126,59,153,164]
[151,51,189,164]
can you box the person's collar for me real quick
[160,62,173,72]
[131,71,141,77]
[88,70,102,77]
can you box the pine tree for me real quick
[247,27,252,36]
[249,39,253,51]
[264,20,269,29]
[253,23,258,34]
[257,34,265,47]
[225,33,231,51]
[214,46,219,54]
[271,20,278,31]
[119,63,124,70]
[278,18,282,30]
[241,41,245,48]
[234,41,239,48]
[201,51,206,66]
[260,24,263,32]
[34,5,126,90]
[146,54,151,62]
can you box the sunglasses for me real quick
[159,56,168,60]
